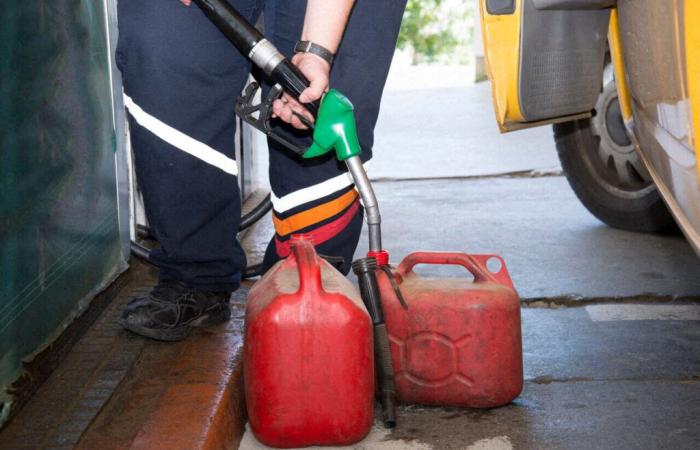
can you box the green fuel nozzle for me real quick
[303,89,362,161]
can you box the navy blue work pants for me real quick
[116,0,406,292]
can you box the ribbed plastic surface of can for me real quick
[377,252,523,408]
[244,236,374,448]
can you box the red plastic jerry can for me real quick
[244,236,374,448]
[377,252,523,408]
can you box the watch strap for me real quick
[294,40,334,65]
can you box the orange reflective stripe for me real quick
[273,189,359,237]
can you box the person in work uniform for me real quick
[117,0,406,341]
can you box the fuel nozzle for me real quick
[306,91,383,253]
[303,89,361,161]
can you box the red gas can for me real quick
[244,236,374,448]
[377,252,523,408]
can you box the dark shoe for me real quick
[119,280,231,341]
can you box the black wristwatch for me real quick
[293,40,335,66]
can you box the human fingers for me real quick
[272,95,312,130]
[292,53,330,104]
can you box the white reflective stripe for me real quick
[271,161,371,213]
[123,94,238,176]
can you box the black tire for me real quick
[554,119,674,233]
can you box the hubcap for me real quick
[588,64,654,197]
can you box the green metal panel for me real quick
[0,1,127,424]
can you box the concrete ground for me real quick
[370,81,561,181]
[360,177,700,300]
[241,68,700,449]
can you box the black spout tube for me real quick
[352,257,397,428]
[193,0,262,54]
[353,258,384,325]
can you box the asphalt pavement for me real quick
[370,81,561,180]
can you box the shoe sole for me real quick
[119,306,231,342]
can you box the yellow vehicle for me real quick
[478,0,699,256]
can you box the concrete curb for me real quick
[130,365,246,449]
[76,287,249,450]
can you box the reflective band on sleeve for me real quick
[271,161,370,213]
[123,94,238,176]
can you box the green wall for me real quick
[0,0,127,424]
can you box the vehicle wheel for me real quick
[553,64,674,233]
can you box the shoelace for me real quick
[146,288,199,328]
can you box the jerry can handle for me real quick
[396,252,514,288]
[290,235,324,293]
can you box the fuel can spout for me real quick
[352,257,396,428]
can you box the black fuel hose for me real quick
[192,0,319,115]
[192,0,261,55]
[130,241,152,261]
[239,193,272,230]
